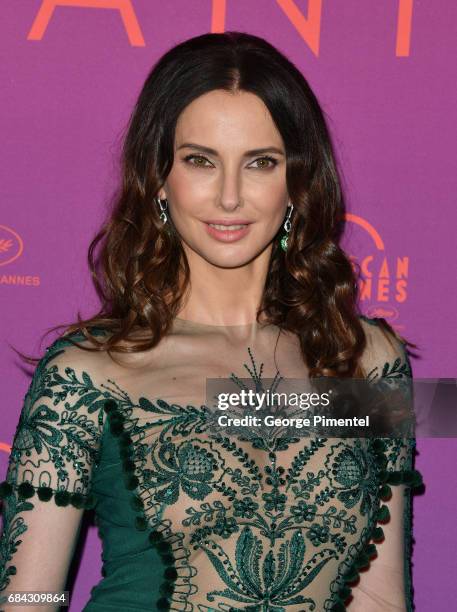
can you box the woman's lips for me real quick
[204,222,251,242]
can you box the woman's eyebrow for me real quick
[177,142,285,156]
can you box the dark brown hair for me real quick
[14,31,418,377]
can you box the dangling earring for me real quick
[280,203,293,251]
[155,197,168,224]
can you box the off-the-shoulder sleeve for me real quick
[0,332,108,602]
[359,316,423,612]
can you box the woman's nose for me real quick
[218,167,242,211]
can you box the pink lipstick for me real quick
[203,219,252,243]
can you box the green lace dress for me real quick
[0,315,423,611]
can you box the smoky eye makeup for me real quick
[182,154,212,167]
[182,154,279,169]
[251,155,279,168]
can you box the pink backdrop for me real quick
[1,2,456,609]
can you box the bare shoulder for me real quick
[44,327,172,379]
[358,315,410,379]
[40,328,116,380]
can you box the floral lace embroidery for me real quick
[0,331,107,592]
[0,322,423,611]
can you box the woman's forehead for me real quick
[175,90,283,147]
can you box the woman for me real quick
[0,32,423,611]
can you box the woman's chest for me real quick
[93,330,389,610]
[97,408,384,611]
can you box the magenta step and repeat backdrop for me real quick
[1,2,456,610]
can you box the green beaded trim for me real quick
[329,439,423,611]
[0,479,96,510]
[103,399,178,611]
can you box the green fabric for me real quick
[83,425,164,610]
[0,319,423,611]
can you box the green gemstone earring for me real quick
[280,203,293,251]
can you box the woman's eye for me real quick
[184,155,212,167]
[183,154,278,169]
[251,156,278,169]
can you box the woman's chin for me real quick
[199,249,262,269]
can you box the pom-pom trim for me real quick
[104,399,180,611]
[329,438,424,610]
[0,479,96,510]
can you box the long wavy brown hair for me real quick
[13,31,418,378]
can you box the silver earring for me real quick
[156,197,168,224]
[280,202,293,251]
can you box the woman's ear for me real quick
[158,186,167,200]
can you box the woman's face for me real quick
[159,89,289,269]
